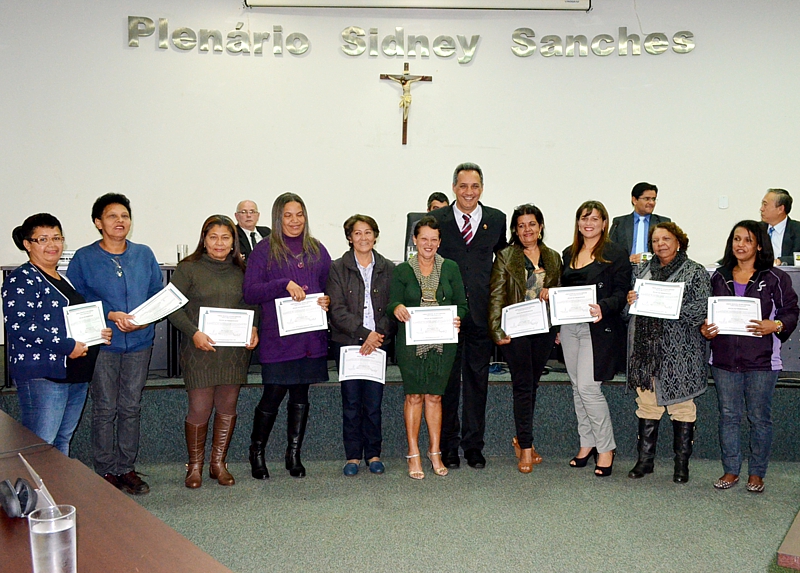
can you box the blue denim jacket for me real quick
[66,240,163,354]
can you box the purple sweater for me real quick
[243,234,331,364]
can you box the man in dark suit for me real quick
[234,200,270,261]
[429,163,507,469]
[760,188,800,266]
[608,182,671,264]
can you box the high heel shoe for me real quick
[405,454,425,480]
[514,437,543,468]
[594,450,616,477]
[569,447,597,468]
[427,452,448,477]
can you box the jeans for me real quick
[332,342,384,460]
[91,348,152,476]
[712,367,779,478]
[340,379,384,461]
[14,378,89,456]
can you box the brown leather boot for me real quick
[209,413,237,486]
[185,420,208,489]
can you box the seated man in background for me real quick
[427,192,450,212]
[235,200,271,261]
[760,188,800,266]
[405,192,451,259]
[609,182,671,264]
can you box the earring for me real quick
[538,233,542,240]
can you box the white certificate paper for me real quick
[707,296,763,337]
[130,283,189,326]
[275,293,328,337]
[549,285,597,326]
[63,301,106,346]
[405,306,459,345]
[338,346,387,384]
[501,299,550,338]
[629,279,685,320]
[198,307,255,347]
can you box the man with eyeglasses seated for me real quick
[609,182,672,264]
[234,200,271,261]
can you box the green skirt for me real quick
[395,324,458,395]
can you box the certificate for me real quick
[63,301,106,346]
[198,307,255,347]
[549,285,597,326]
[338,346,387,384]
[628,279,685,320]
[275,293,328,336]
[501,299,550,338]
[405,306,459,345]
[130,283,189,326]
[707,296,762,337]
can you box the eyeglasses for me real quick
[639,197,657,203]
[112,257,123,278]
[237,210,259,215]
[27,236,65,245]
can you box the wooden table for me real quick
[0,410,232,573]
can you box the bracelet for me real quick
[775,320,784,334]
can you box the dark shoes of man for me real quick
[115,471,150,495]
[464,449,486,469]
[442,449,460,469]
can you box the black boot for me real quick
[285,403,309,478]
[249,407,277,480]
[628,418,660,479]
[673,421,694,484]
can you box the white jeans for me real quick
[561,322,616,453]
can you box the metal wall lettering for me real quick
[127,17,693,62]
[341,26,479,64]
[511,27,695,57]
[127,17,309,56]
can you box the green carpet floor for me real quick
[133,457,800,573]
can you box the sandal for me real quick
[405,454,425,480]
[518,448,533,474]
[427,452,448,477]
[713,474,739,490]
[513,437,543,465]
[746,476,765,493]
[512,436,522,459]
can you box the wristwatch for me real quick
[775,320,784,334]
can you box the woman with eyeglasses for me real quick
[2,213,111,456]
[67,193,163,495]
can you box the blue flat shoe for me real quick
[368,460,385,474]
[343,462,359,477]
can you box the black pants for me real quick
[502,330,557,450]
[441,315,493,453]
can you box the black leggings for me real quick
[258,383,310,412]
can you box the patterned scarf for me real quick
[409,253,444,357]
[628,250,688,391]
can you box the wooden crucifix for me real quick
[380,63,432,145]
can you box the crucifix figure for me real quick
[380,63,432,145]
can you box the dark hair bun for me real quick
[11,226,27,251]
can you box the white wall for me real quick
[2,0,799,270]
